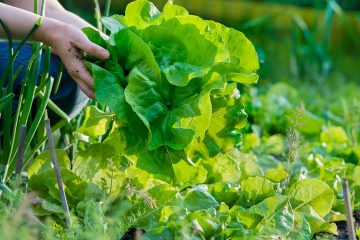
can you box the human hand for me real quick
[44,20,109,98]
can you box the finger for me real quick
[74,76,95,99]
[68,61,95,90]
[80,40,109,60]
[79,84,95,99]
[67,67,94,99]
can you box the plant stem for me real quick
[104,0,112,17]
[15,125,27,175]
[44,119,71,227]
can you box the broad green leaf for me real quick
[183,188,220,211]
[237,176,277,207]
[139,22,218,86]
[102,16,125,34]
[187,209,221,238]
[172,159,207,187]
[147,183,179,207]
[161,2,188,19]
[236,210,263,229]
[208,182,239,207]
[265,168,288,183]
[128,146,179,182]
[125,68,216,150]
[296,110,325,136]
[287,211,312,240]
[353,185,360,210]
[242,133,260,152]
[76,106,114,138]
[320,126,349,145]
[73,143,124,195]
[125,68,193,150]
[109,127,202,184]
[82,27,107,49]
[211,23,259,73]
[159,206,186,224]
[202,84,248,156]
[225,222,256,239]
[301,206,338,236]
[200,149,242,183]
[29,169,90,209]
[89,63,148,138]
[110,28,161,83]
[247,196,293,238]
[27,150,70,178]
[40,198,64,215]
[163,17,226,64]
[240,157,264,179]
[288,178,335,218]
[121,0,162,28]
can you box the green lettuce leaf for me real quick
[288,178,335,218]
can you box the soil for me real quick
[315,211,360,240]
[121,228,145,240]
[337,210,360,240]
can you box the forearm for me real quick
[4,0,94,30]
[0,3,62,44]
[47,9,93,30]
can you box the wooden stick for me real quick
[44,119,71,227]
[15,125,27,175]
[342,180,356,240]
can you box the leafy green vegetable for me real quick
[85,0,259,182]
[288,178,335,218]
[183,188,220,211]
[237,176,277,207]
[76,106,114,138]
[246,195,293,238]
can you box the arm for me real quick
[0,2,109,98]
[0,3,53,41]
[4,0,94,30]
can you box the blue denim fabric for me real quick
[0,41,88,122]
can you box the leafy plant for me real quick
[84,0,259,182]
[1,1,359,239]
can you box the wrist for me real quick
[33,17,66,46]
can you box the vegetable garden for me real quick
[0,0,359,239]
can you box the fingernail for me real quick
[103,50,110,58]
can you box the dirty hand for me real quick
[44,21,109,99]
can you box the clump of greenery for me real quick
[84,0,259,182]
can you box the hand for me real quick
[44,21,109,99]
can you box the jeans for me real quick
[0,41,88,122]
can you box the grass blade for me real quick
[104,0,112,17]
[15,125,27,175]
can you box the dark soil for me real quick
[121,228,145,240]
[316,211,360,240]
[336,210,360,240]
